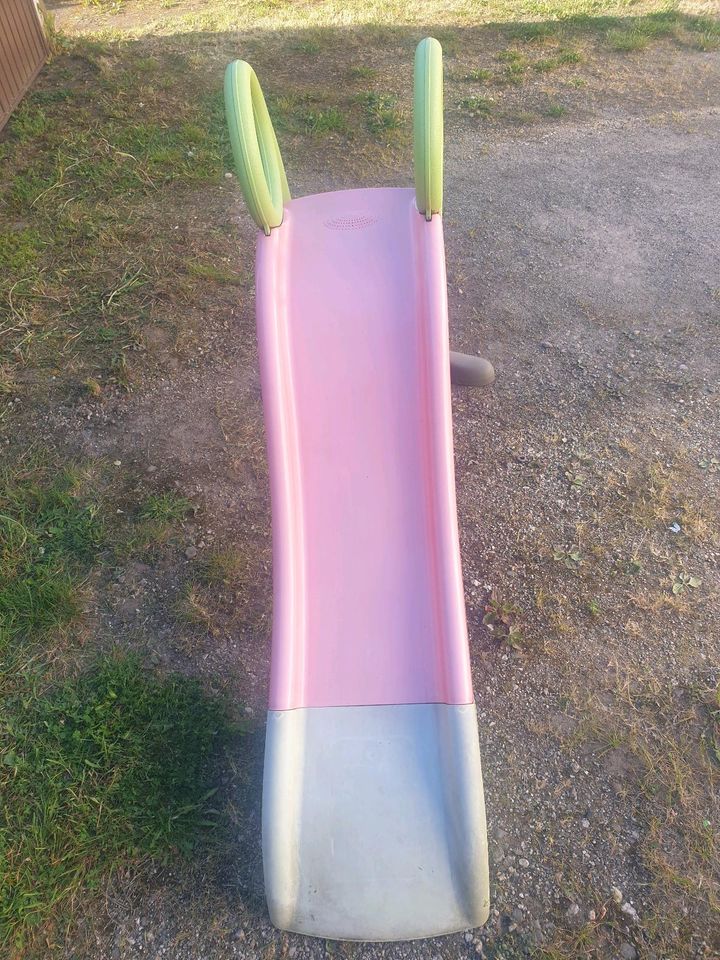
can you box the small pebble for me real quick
[185,545,198,559]
[622,902,639,922]
[619,943,637,960]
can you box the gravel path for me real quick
[54,100,720,960]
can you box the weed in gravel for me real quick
[347,65,377,82]
[482,590,525,651]
[195,549,248,587]
[671,572,701,595]
[458,95,494,116]
[534,48,584,71]
[462,67,493,82]
[140,492,193,523]
[553,547,583,568]
[545,103,568,118]
[496,49,528,84]
[175,584,220,637]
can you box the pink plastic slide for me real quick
[225,40,491,942]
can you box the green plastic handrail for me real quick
[413,37,443,220]
[224,59,291,235]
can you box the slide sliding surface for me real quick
[257,187,489,939]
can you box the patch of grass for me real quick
[0,228,44,274]
[545,102,568,118]
[7,103,51,140]
[362,92,403,136]
[347,65,377,82]
[185,259,247,286]
[510,22,558,43]
[139,492,193,523]
[291,37,322,55]
[0,655,233,952]
[607,26,652,52]
[690,30,720,52]
[267,92,312,133]
[0,467,103,645]
[0,46,232,399]
[534,47,584,71]
[497,48,528,84]
[175,583,220,636]
[458,94,494,116]
[461,67,493,82]
[504,109,536,124]
[304,106,348,134]
[563,670,720,955]
[605,10,681,53]
[195,549,248,587]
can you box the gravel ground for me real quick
[11,8,719,955]
[45,105,718,960]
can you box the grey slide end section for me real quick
[262,703,489,941]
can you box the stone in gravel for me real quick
[621,902,639,922]
[619,944,637,960]
[518,857,529,868]
[185,545,198,559]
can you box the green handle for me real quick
[224,60,291,235]
[414,37,444,220]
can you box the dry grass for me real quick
[555,667,720,958]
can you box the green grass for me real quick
[0,463,233,949]
[0,655,232,951]
[362,92,403,135]
[458,94,494,115]
[305,106,348,134]
[185,259,247,286]
[607,26,653,50]
[533,47,584,70]
[0,46,230,398]
[139,491,193,523]
[497,48,528,84]
[545,102,568,117]
[510,22,558,43]
[0,468,103,645]
[7,103,51,140]
[347,65,377,81]
[462,67,493,82]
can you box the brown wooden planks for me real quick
[0,0,49,130]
